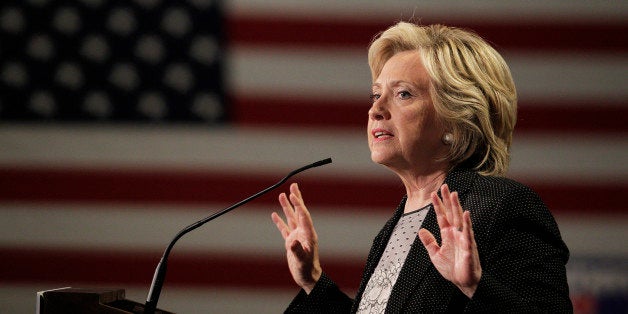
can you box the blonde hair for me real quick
[368,22,517,176]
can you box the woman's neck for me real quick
[399,168,448,213]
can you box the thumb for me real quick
[418,228,440,256]
[289,239,308,259]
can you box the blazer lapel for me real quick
[384,168,477,313]
[351,197,406,313]
[385,207,439,313]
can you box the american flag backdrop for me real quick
[1,1,627,313]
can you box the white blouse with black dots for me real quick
[357,205,431,314]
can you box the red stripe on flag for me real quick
[226,15,628,52]
[1,167,625,215]
[517,104,628,133]
[0,246,363,290]
[0,166,402,209]
[231,95,628,134]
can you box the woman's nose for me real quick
[368,99,390,120]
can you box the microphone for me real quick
[144,158,333,313]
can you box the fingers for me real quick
[273,183,316,239]
[450,190,463,232]
[279,192,297,230]
[433,184,464,232]
[273,184,301,237]
[431,189,450,230]
[441,184,454,225]
[289,184,316,238]
[271,212,290,239]
[290,182,303,199]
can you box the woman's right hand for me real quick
[271,183,322,294]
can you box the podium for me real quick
[37,287,174,314]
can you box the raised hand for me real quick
[418,184,482,298]
[271,183,322,294]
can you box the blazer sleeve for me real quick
[464,182,573,313]
[284,272,353,313]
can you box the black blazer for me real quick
[286,168,573,313]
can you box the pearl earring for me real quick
[442,133,453,145]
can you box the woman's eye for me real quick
[398,91,412,99]
[369,93,381,103]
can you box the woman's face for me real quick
[367,50,447,172]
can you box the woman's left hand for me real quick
[418,184,482,298]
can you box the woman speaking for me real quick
[272,22,572,313]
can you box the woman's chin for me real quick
[370,152,394,166]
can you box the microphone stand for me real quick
[143,158,332,314]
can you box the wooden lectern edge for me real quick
[37,287,175,314]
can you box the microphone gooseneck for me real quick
[144,158,332,314]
